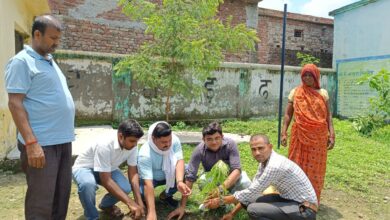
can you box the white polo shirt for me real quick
[73,131,137,172]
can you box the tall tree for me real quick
[115,0,259,121]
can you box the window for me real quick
[294,29,303,38]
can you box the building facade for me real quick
[330,0,390,118]
[48,0,260,63]
[48,1,334,66]
[257,8,333,68]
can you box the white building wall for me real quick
[332,0,390,65]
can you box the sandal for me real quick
[99,204,124,218]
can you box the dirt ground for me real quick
[0,172,388,220]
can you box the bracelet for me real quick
[176,179,183,184]
[25,139,38,146]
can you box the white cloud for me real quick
[300,0,359,18]
[258,0,293,11]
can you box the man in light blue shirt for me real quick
[5,15,74,220]
[138,121,191,220]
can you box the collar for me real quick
[114,136,122,150]
[261,150,275,168]
[25,45,53,61]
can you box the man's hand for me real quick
[136,199,146,217]
[167,206,185,220]
[204,198,220,209]
[26,142,45,168]
[281,133,288,147]
[146,211,157,220]
[127,203,143,219]
[177,182,191,197]
[206,187,220,200]
[221,213,234,220]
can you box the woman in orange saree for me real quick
[281,64,335,203]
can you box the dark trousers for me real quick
[246,194,316,220]
[18,141,72,220]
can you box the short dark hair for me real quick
[118,119,144,139]
[152,122,172,138]
[202,122,222,137]
[250,134,270,144]
[32,15,62,38]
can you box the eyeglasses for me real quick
[205,136,222,142]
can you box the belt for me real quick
[300,201,318,213]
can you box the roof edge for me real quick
[329,0,378,16]
[258,8,333,25]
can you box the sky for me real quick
[258,0,360,18]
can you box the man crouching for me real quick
[72,119,145,220]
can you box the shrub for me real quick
[354,69,390,136]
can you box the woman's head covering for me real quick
[301,64,321,89]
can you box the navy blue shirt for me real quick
[185,137,241,182]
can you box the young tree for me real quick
[115,0,259,121]
[296,52,320,66]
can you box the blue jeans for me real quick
[72,168,132,220]
[139,179,178,197]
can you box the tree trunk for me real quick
[165,89,171,122]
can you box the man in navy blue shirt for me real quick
[168,122,250,219]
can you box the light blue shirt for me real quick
[138,134,183,181]
[5,45,75,146]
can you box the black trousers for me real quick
[246,194,316,220]
[18,141,72,220]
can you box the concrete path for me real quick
[7,125,251,159]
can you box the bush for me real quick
[354,69,390,135]
[352,114,385,136]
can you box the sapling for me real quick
[200,160,229,199]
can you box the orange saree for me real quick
[289,84,329,202]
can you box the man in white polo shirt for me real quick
[72,119,145,220]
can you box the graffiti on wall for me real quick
[258,79,272,99]
[204,77,217,103]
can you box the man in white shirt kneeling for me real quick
[72,119,145,220]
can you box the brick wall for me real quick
[49,0,254,62]
[218,1,253,63]
[48,1,333,66]
[257,8,333,68]
[49,0,154,54]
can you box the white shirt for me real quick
[234,150,318,206]
[73,131,137,172]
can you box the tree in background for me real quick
[114,0,259,121]
[296,52,320,66]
